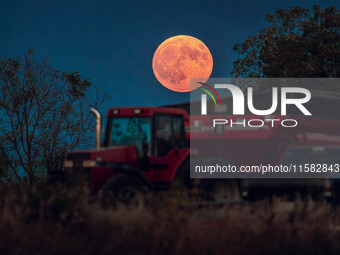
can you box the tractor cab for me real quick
[64,107,190,189]
[104,107,189,167]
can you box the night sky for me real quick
[1,0,338,110]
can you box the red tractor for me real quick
[64,107,191,204]
[64,106,340,204]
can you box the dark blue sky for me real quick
[1,0,338,110]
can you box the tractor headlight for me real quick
[64,161,73,168]
[82,160,97,167]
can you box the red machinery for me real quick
[64,107,340,202]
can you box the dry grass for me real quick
[0,182,340,255]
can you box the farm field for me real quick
[0,183,339,255]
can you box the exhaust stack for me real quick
[90,108,101,149]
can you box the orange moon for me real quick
[152,35,213,92]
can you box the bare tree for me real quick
[0,50,108,183]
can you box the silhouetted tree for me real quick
[232,6,339,81]
[0,50,108,183]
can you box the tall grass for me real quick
[0,182,339,255]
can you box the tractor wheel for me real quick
[174,157,206,191]
[101,174,149,209]
[211,179,241,201]
[199,157,242,201]
[198,179,241,201]
[174,158,192,189]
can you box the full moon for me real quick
[152,35,213,92]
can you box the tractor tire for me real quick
[101,174,149,209]
[174,158,193,189]
[174,157,207,193]
[199,157,242,201]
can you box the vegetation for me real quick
[0,50,108,183]
[232,6,339,80]
[0,182,339,255]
